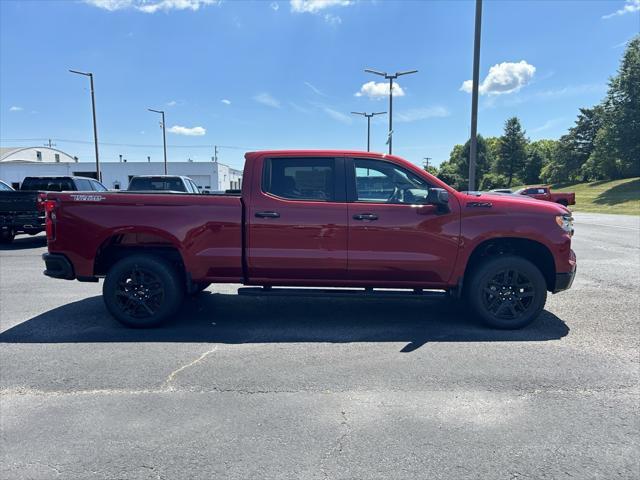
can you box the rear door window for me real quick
[263,157,337,201]
[75,179,93,191]
[90,180,108,191]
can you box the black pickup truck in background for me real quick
[0,176,108,243]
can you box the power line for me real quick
[0,138,261,150]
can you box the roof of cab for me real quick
[244,150,404,162]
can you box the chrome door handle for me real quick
[255,211,280,218]
[353,213,378,221]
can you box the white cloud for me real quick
[9,106,23,112]
[461,60,536,96]
[531,118,566,134]
[167,125,206,136]
[395,106,450,123]
[536,83,605,99]
[321,106,352,124]
[221,99,231,105]
[602,0,640,19]
[304,81,326,96]
[84,0,219,13]
[166,100,177,106]
[270,2,280,11]
[253,92,281,108]
[290,0,351,23]
[290,0,351,13]
[355,81,405,99]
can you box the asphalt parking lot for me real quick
[1,212,638,479]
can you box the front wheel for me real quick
[103,254,184,328]
[465,255,547,329]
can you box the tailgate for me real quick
[0,191,38,213]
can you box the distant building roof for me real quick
[0,146,77,163]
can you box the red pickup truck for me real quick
[42,150,576,329]
[513,186,576,206]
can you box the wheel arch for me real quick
[463,237,556,292]
[93,230,186,278]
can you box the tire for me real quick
[188,282,211,297]
[465,255,547,329]
[557,199,568,207]
[0,230,15,244]
[103,254,184,328]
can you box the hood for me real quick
[462,191,570,215]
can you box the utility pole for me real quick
[423,157,432,170]
[148,108,167,174]
[364,68,418,154]
[351,111,386,151]
[213,145,218,163]
[44,139,56,148]
[69,69,100,181]
[468,0,483,192]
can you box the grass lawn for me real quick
[552,177,639,215]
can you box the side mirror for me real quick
[427,188,449,205]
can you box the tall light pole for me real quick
[468,0,483,192]
[364,68,417,154]
[351,111,386,151]
[69,69,100,181]
[148,108,167,174]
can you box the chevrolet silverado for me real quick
[42,150,576,329]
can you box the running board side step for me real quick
[237,287,446,299]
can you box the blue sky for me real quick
[1,0,638,169]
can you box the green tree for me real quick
[437,135,492,190]
[496,117,527,187]
[589,36,640,179]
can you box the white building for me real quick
[0,146,243,192]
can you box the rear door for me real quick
[346,157,460,285]
[246,156,348,282]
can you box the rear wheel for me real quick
[103,254,184,328]
[0,230,15,244]
[557,199,568,207]
[465,255,547,329]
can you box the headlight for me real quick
[556,213,574,235]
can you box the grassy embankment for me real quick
[552,177,639,215]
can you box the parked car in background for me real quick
[42,150,576,330]
[21,176,108,193]
[0,176,108,243]
[513,186,575,206]
[489,188,513,194]
[127,175,201,193]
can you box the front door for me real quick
[246,156,348,283]
[347,158,460,286]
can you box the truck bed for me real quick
[46,191,244,282]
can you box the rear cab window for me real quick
[21,177,75,191]
[128,177,187,192]
[262,157,342,202]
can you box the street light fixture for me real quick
[148,108,168,175]
[351,111,386,152]
[69,69,100,181]
[364,68,418,154]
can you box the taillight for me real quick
[44,200,58,241]
[36,192,47,212]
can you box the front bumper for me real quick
[42,253,75,280]
[553,249,576,293]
